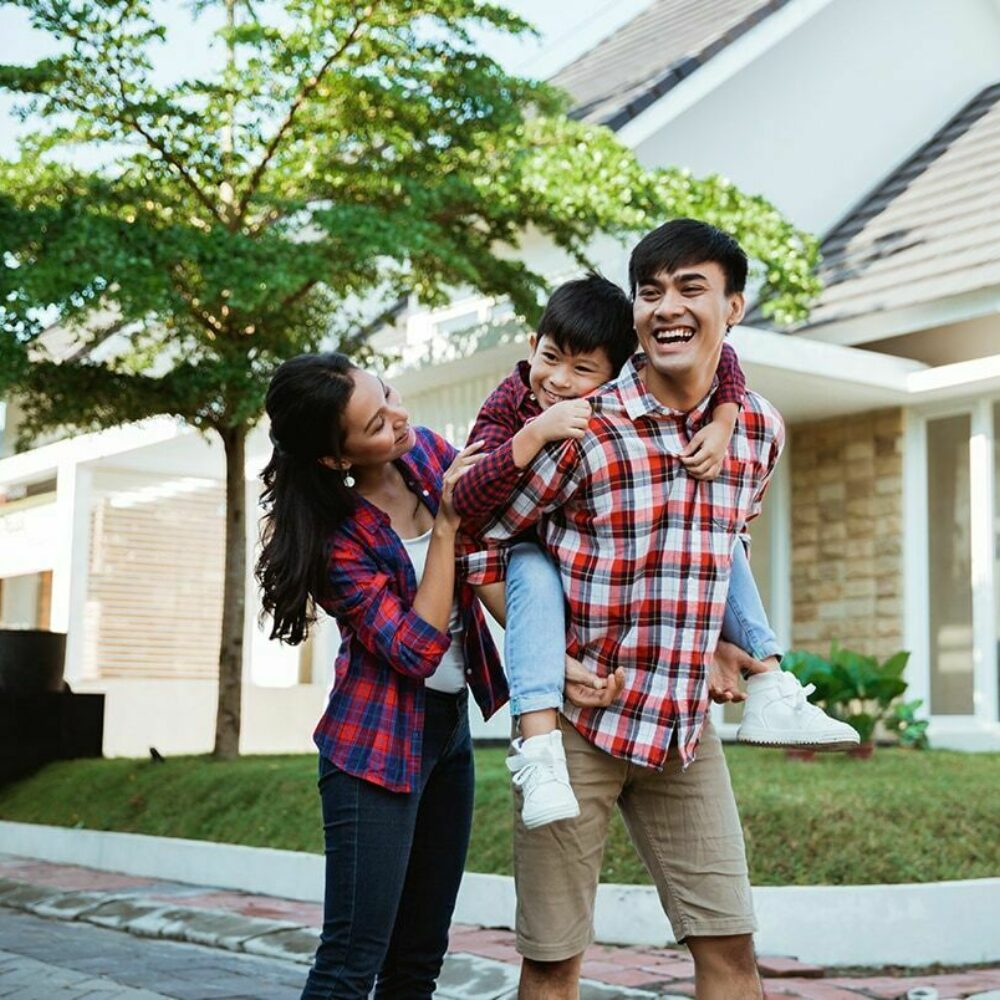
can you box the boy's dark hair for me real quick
[628,218,748,296]
[537,271,636,374]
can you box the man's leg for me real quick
[686,934,761,1000]
[619,722,760,1000]
[518,954,584,1000]
[513,718,624,997]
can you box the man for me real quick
[478,219,783,999]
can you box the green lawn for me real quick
[1,746,996,886]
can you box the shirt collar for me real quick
[514,360,538,412]
[616,354,716,430]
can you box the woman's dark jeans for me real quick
[300,689,474,1000]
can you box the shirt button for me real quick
[465,669,472,676]
[422,489,429,496]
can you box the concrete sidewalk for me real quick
[1,855,999,999]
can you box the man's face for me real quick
[526,333,615,410]
[633,261,744,389]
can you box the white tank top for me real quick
[400,529,467,693]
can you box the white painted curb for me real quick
[1,821,997,968]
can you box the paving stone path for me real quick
[1,855,998,999]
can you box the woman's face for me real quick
[337,369,416,470]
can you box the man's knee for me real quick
[687,932,758,973]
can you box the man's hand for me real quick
[564,655,625,708]
[708,639,752,704]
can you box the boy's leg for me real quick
[617,723,761,999]
[505,542,579,828]
[726,542,859,750]
[721,540,781,665]
[514,718,625,990]
[505,542,568,720]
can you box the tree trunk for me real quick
[213,423,247,758]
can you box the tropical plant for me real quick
[782,645,911,745]
[885,698,931,750]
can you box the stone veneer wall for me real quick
[789,408,905,661]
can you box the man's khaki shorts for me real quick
[513,718,756,961]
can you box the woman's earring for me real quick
[343,469,356,488]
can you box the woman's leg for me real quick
[300,758,419,1000]
[376,692,475,999]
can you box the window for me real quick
[926,414,975,715]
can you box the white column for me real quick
[770,444,793,650]
[901,410,931,710]
[49,461,92,685]
[970,398,998,726]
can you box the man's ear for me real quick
[727,293,746,330]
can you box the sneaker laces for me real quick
[780,675,819,715]
[508,750,571,791]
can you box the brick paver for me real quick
[1,856,998,998]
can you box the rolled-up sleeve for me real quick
[320,540,451,678]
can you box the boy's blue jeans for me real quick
[504,540,780,718]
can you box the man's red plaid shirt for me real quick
[452,342,746,526]
[467,354,784,770]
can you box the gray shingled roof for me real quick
[800,81,1000,331]
[551,0,791,129]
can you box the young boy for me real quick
[454,272,856,829]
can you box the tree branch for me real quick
[235,11,371,223]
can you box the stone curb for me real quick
[0,878,316,965]
[3,820,998,966]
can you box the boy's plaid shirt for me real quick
[467,354,783,770]
[313,427,507,793]
[452,342,746,525]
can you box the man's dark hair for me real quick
[628,218,748,297]
[537,271,636,374]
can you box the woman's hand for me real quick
[437,441,484,531]
[564,655,625,709]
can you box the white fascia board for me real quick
[799,288,1000,347]
[0,417,191,488]
[906,352,1000,400]
[616,0,838,150]
[731,324,923,389]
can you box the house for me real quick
[2,0,998,753]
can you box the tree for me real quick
[0,0,821,757]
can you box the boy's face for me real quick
[526,333,615,410]
[633,261,744,388]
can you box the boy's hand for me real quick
[529,398,592,445]
[681,402,738,480]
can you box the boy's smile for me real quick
[527,333,615,410]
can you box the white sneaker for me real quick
[507,731,580,829]
[737,671,860,751]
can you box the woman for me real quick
[256,352,620,999]
[256,352,506,998]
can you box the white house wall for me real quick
[627,0,1000,237]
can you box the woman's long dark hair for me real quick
[256,352,359,644]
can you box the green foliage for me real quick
[2,745,997,885]
[0,0,821,442]
[885,698,931,750]
[782,645,918,745]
